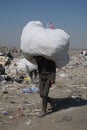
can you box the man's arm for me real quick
[49,60,56,84]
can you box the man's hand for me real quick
[51,80,55,85]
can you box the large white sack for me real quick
[16,58,38,72]
[20,21,70,68]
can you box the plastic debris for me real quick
[22,86,39,93]
[24,119,31,125]
[2,111,9,116]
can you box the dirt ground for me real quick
[0,88,87,130]
[0,49,87,130]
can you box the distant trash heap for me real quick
[0,50,14,66]
[81,49,87,56]
[0,47,38,84]
[0,56,9,66]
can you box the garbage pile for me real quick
[0,48,87,126]
[0,47,38,83]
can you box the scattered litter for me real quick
[59,73,68,78]
[1,80,8,93]
[2,111,9,116]
[24,119,31,125]
[17,106,25,116]
[27,112,39,116]
[10,100,16,104]
[8,115,15,119]
[22,86,39,93]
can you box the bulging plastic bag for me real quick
[20,21,70,68]
[17,58,38,72]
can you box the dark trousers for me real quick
[39,78,52,112]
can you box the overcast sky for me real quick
[0,0,87,49]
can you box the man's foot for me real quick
[38,111,46,118]
[49,98,55,110]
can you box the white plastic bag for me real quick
[20,21,70,68]
[17,58,38,72]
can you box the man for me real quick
[33,56,56,117]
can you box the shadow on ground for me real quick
[48,97,87,114]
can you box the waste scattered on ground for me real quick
[22,86,39,93]
[0,47,87,130]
